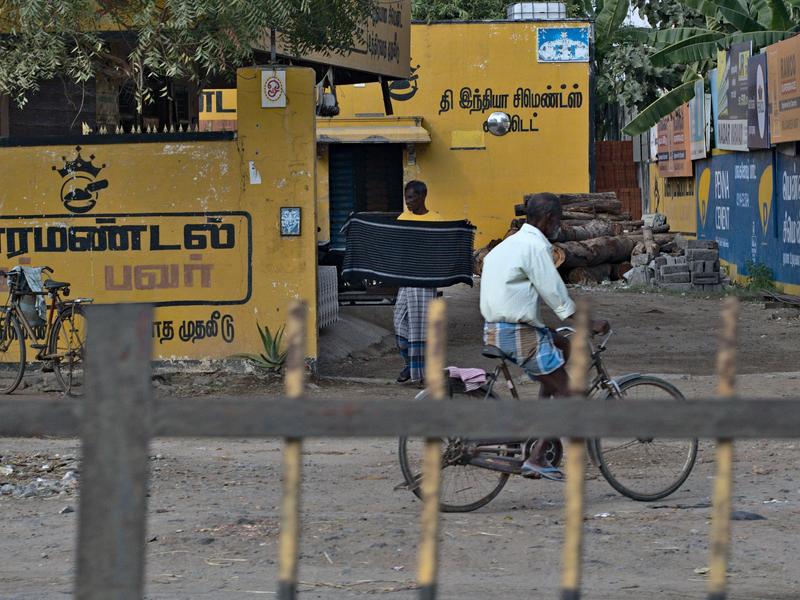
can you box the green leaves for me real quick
[596,0,630,46]
[622,79,699,136]
[726,29,798,47]
[0,0,376,108]
[767,0,793,29]
[651,36,724,64]
[237,322,289,371]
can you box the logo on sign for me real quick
[51,146,108,214]
[698,168,711,227]
[759,165,773,235]
[264,76,283,102]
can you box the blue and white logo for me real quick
[537,28,590,63]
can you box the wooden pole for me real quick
[417,298,446,600]
[76,304,153,600]
[278,302,306,600]
[708,297,739,600]
[561,300,590,600]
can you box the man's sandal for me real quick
[521,464,565,482]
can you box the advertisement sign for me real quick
[748,53,771,148]
[537,27,590,62]
[657,104,693,177]
[767,34,800,144]
[712,44,751,150]
[689,79,707,160]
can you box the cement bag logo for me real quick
[758,164,773,235]
[52,146,108,214]
[697,167,711,228]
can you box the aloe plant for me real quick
[236,323,288,371]
[623,0,800,136]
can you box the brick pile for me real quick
[595,141,642,220]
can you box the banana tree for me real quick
[622,0,800,136]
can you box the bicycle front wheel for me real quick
[591,376,698,502]
[49,305,87,396]
[0,312,25,394]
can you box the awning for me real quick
[316,116,430,144]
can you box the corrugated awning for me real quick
[316,116,430,144]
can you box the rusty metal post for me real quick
[76,304,153,600]
[417,298,446,600]
[561,300,590,600]
[278,301,307,600]
[708,297,739,600]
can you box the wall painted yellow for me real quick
[0,66,318,361]
[648,163,696,236]
[334,21,591,246]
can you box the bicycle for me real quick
[0,266,92,396]
[398,327,698,512]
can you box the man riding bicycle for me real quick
[479,192,608,481]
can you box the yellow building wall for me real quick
[335,21,591,246]
[0,66,318,361]
[648,163,696,236]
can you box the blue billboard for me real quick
[696,150,800,286]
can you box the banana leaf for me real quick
[596,0,630,46]
[767,0,793,30]
[651,39,723,66]
[647,27,718,48]
[622,80,699,137]
[716,5,767,31]
[725,30,798,48]
[682,0,720,18]
[650,32,725,64]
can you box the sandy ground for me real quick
[2,285,800,599]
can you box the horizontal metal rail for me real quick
[2,397,800,439]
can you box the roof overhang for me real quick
[316,116,430,144]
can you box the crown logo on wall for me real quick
[51,146,109,214]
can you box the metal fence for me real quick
[1,299,798,600]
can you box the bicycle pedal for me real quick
[30,343,46,349]
[41,363,54,373]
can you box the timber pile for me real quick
[473,192,676,284]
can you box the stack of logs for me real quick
[474,192,675,285]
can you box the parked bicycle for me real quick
[0,266,92,396]
[398,326,698,512]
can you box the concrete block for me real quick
[631,253,652,267]
[624,266,651,286]
[686,249,719,262]
[662,272,691,283]
[702,284,723,292]
[687,239,718,250]
[660,282,692,291]
[661,264,689,275]
[691,259,720,274]
[692,272,720,284]
[674,234,689,251]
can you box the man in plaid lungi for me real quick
[480,193,608,480]
[394,180,442,384]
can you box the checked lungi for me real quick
[483,321,565,378]
[394,287,437,382]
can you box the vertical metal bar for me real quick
[76,304,153,600]
[561,301,590,600]
[417,298,446,600]
[708,297,739,600]
[278,301,307,600]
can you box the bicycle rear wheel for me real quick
[591,376,698,501]
[398,436,511,512]
[593,375,697,502]
[0,312,25,394]
[49,305,87,396]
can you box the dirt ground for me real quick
[3,284,800,599]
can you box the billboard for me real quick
[747,53,771,149]
[657,104,692,177]
[711,44,752,150]
[689,79,707,160]
[767,34,800,144]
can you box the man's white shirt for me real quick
[479,223,576,327]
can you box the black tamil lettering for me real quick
[5,228,32,259]
[33,227,68,253]
[216,91,235,114]
[149,225,181,251]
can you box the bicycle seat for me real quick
[481,345,513,361]
[44,280,70,290]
